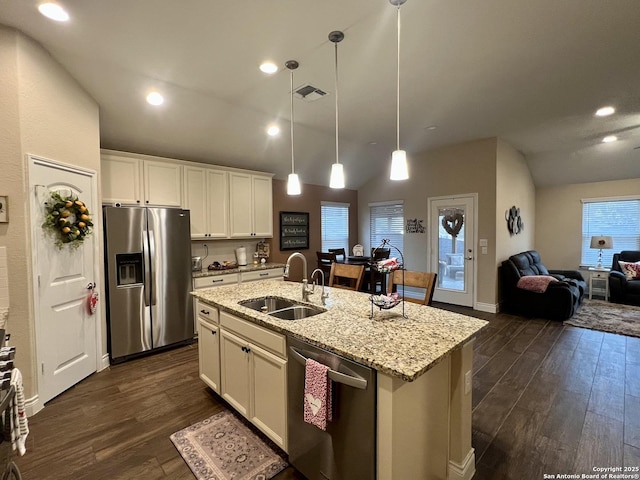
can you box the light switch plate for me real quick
[479,239,488,247]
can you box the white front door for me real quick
[429,195,476,307]
[30,156,98,404]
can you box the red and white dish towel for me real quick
[8,368,29,455]
[303,358,332,431]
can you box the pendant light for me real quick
[329,31,345,189]
[285,60,301,195]
[389,0,409,181]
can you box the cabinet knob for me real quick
[145,200,149,204]
[201,309,210,315]
[211,330,216,335]
[136,200,141,204]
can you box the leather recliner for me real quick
[500,250,586,320]
[609,251,640,306]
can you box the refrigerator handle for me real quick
[148,229,157,306]
[143,229,151,307]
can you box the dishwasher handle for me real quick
[289,346,368,390]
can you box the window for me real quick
[321,202,349,251]
[370,201,404,254]
[581,197,640,267]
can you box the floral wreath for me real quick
[42,191,93,249]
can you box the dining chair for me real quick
[366,248,391,294]
[316,251,337,278]
[328,248,346,263]
[388,270,438,305]
[328,263,365,291]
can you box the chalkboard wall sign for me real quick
[280,211,309,250]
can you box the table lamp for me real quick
[590,235,613,269]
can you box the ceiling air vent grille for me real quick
[293,84,328,102]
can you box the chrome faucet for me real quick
[311,268,329,305]
[284,252,314,302]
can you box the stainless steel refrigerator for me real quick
[103,206,194,363]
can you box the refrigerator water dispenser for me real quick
[116,253,143,286]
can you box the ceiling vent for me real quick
[293,84,328,102]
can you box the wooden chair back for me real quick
[388,270,437,305]
[316,251,337,277]
[328,248,346,262]
[329,263,365,291]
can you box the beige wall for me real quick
[495,140,536,302]
[268,179,359,282]
[536,177,640,270]
[358,138,498,306]
[0,26,101,401]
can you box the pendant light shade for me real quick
[390,0,409,181]
[287,173,301,195]
[286,60,301,196]
[330,163,345,188]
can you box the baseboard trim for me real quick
[448,448,475,480]
[25,394,42,417]
[475,302,497,313]
[100,353,110,372]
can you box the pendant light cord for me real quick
[334,41,340,165]
[396,4,401,152]
[290,69,295,174]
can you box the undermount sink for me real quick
[238,296,325,320]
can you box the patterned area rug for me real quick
[564,299,640,338]
[170,410,288,480]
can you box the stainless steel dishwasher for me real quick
[287,336,376,480]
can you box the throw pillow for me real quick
[516,275,559,293]
[619,260,640,280]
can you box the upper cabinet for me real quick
[101,153,182,207]
[101,150,273,239]
[183,166,229,238]
[229,173,273,238]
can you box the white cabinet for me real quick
[193,273,239,289]
[219,311,287,450]
[239,268,283,282]
[229,173,273,238]
[197,304,220,394]
[183,166,229,238]
[101,153,182,207]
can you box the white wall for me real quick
[536,177,640,270]
[0,26,101,402]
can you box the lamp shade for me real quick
[330,163,345,188]
[287,173,301,195]
[390,150,409,180]
[590,235,613,249]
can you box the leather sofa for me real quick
[500,250,586,320]
[609,251,640,306]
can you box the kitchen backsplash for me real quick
[191,239,263,266]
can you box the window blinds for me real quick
[370,202,404,254]
[581,198,640,267]
[321,202,349,251]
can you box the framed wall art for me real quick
[280,211,309,250]
[0,196,7,223]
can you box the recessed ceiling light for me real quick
[595,106,615,117]
[38,3,69,22]
[267,125,280,136]
[146,91,164,106]
[602,135,618,143]
[425,125,438,131]
[259,62,278,75]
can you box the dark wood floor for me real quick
[12,305,640,479]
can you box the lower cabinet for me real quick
[197,316,220,394]
[219,317,287,451]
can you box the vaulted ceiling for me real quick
[1,0,639,189]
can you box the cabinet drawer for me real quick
[592,272,607,279]
[220,311,286,358]
[241,269,283,282]
[196,300,218,324]
[194,273,238,289]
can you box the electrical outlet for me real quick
[464,370,472,395]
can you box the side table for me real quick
[588,267,610,301]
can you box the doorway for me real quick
[29,155,100,405]
[429,195,476,307]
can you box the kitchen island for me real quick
[192,278,487,480]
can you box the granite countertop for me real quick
[192,262,285,278]
[191,279,488,382]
